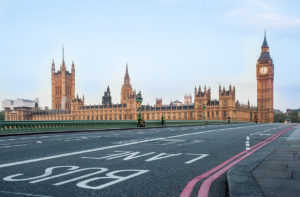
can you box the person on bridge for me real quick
[161,115,165,126]
[137,114,142,127]
[228,116,231,124]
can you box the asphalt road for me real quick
[0,123,296,197]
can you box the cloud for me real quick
[226,0,300,29]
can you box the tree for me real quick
[287,111,300,123]
[274,112,286,123]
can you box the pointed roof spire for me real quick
[262,30,269,48]
[61,45,66,71]
[72,60,75,71]
[123,63,130,85]
[51,59,55,72]
[62,45,65,61]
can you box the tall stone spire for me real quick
[259,31,271,60]
[62,45,65,62]
[121,63,133,104]
[61,46,66,70]
[51,59,55,72]
[72,60,75,72]
[124,63,130,85]
[262,30,269,48]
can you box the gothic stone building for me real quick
[4,34,274,123]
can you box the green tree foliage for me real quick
[287,111,300,123]
[274,112,287,123]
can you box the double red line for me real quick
[179,124,298,197]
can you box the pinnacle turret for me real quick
[262,30,269,48]
[51,59,55,72]
[259,31,271,60]
[124,63,130,85]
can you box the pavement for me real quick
[0,123,298,197]
[227,124,300,197]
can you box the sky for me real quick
[0,0,300,112]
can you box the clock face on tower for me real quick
[259,66,268,75]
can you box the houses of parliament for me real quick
[4,34,274,123]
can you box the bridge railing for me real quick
[0,120,248,135]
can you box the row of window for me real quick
[54,86,72,96]
[55,103,71,110]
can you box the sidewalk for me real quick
[227,125,300,197]
[252,126,300,197]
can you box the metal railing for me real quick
[0,120,248,135]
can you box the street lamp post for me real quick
[136,91,143,127]
[234,109,236,121]
[202,104,206,121]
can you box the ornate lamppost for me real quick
[202,104,206,121]
[136,91,143,127]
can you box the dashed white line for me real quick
[245,136,250,150]
[0,144,28,149]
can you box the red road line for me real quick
[197,124,298,197]
[179,124,297,197]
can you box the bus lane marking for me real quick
[2,165,149,190]
[82,151,209,164]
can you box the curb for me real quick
[226,132,288,197]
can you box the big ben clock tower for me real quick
[256,32,274,123]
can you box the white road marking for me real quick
[76,169,149,190]
[0,139,16,142]
[0,190,51,197]
[0,144,27,149]
[145,153,182,161]
[249,126,283,136]
[3,165,149,191]
[0,125,265,169]
[185,154,209,164]
[245,136,250,150]
[36,141,42,144]
[82,151,157,161]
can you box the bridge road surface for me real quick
[0,123,296,197]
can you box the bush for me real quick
[274,112,286,123]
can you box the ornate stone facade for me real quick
[102,86,112,106]
[51,48,75,111]
[4,34,275,123]
[256,33,274,123]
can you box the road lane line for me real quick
[245,136,250,150]
[179,124,297,197]
[197,124,298,197]
[0,144,28,149]
[0,190,51,197]
[0,125,261,169]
